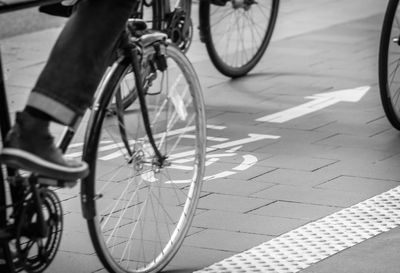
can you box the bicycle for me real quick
[379,0,400,130]
[0,1,206,272]
[134,0,280,78]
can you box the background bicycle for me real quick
[134,0,280,78]
[379,0,400,130]
[0,1,206,272]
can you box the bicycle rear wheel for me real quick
[81,43,206,273]
[199,0,279,78]
[379,0,400,130]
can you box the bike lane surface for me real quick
[2,0,400,272]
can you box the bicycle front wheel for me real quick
[199,0,279,78]
[379,0,400,129]
[82,44,206,273]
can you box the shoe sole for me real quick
[0,148,89,181]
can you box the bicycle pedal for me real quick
[37,177,77,188]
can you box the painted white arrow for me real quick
[256,86,370,123]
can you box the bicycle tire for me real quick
[199,0,279,78]
[82,43,206,273]
[379,0,400,130]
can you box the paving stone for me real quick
[192,210,307,236]
[198,193,273,213]
[183,229,273,252]
[316,175,400,194]
[5,85,29,112]
[192,60,225,84]
[251,184,373,208]
[203,85,279,115]
[314,133,400,153]
[264,127,335,145]
[201,177,275,196]
[256,141,336,158]
[46,251,103,273]
[250,168,336,188]
[6,70,38,88]
[289,114,342,132]
[63,211,89,233]
[314,118,391,137]
[249,200,340,221]
[257,154,337,171]
[61,195,83,214]
[215,74,276,94]
[319,159,400,182]
[60,230,96,255]
[250,128,337,157]
[315,146,397,163]
[55,187,80,200]
[165,245,236,272]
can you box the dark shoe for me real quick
[0,112,88,182]
[211,0,228,6]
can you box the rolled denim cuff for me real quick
[27,92,80,126]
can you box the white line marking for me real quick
[205,157,220,166]
[226,146,242,153]
[207,124,226,130]
[233,154,258,171]
[256,86,370,123]
[205,171,237,181]
[180,134,229,142]
[168,133,280,161]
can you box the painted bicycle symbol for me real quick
[66,124,280,183]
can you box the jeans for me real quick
[27,0,137,126]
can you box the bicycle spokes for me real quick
[83,43,205,272]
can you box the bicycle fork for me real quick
[121,27,169,168]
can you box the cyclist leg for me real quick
[0,0,138,181]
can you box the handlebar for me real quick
[0,0,62,14]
